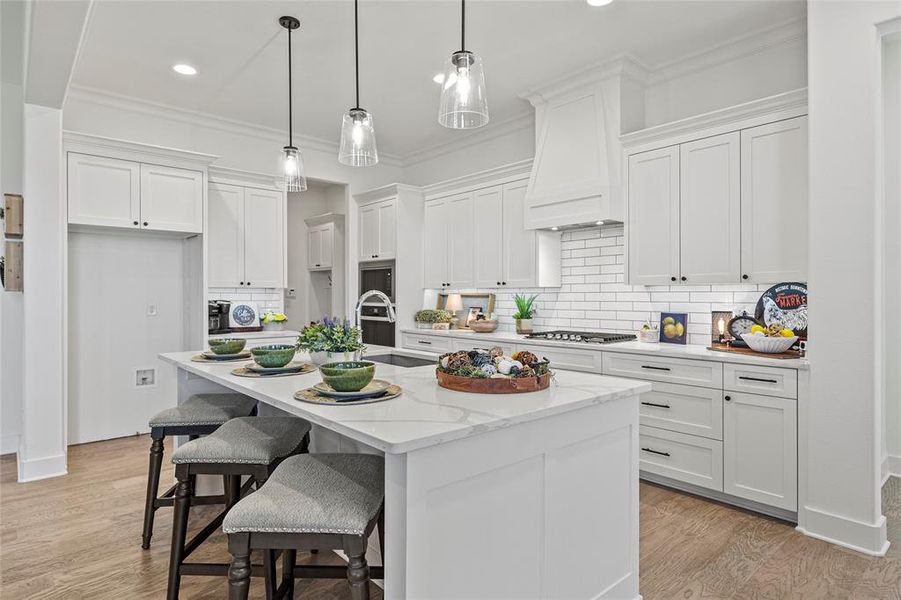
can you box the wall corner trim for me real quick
[797,506,890,557]
[17,453,68,483]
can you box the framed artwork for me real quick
[659,312,688,345]
[465,307,481,327]
[711,311,734,344]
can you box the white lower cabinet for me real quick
[638,382,723,440]
[723,392,797,511]
[638,425,724,492]
[402,332,454,354]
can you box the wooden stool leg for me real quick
[141,433,164,549]
[282,550,296,598]
[264,549,278,600]
[228,533,252,600]
[166,475,192,600]
[225,474,241,508]
[344,536,370,600]
[377,507,385,566]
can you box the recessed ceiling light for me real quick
[587,0,614,6]
[551,226,559,231]
[432,73,445,84]
[596,220,606,225]
[172,64,197,76]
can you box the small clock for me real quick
[728,312,762,346]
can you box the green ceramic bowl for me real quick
[319,361,376,392]
[250,344,297,368]
[208,338,247,355]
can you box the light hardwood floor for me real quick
[1,435,899,599]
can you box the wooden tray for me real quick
[436,369,553,394]
[707,343,802,360]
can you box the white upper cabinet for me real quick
[207,183,285,288]
[243,187,284,288]
[679,133,741,284]
[139,164,203,233]
[359,198,397,262]
[723,392,797,511]
[474,186,504,287]
[67,152,203,234]
[628,146,680,286]
[308,222,335,270]
[207,183,245,288]
[446,193,475,287]
[741,116,808,283]
[502,181,540,288]
[68,153,141,229]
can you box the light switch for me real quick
[147,303,158,316]
[135,368,156,387]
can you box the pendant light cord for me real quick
[461,0,466,52]
[287,24,294,147]
[354,0,360,110]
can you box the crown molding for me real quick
[354,183,422,205]
[620,88,808,150]
[646,15,806,84]
[63,130,219,169]
[422,159,534,198]
[519,55,651,106]
[64,85,405,167]
[208,165,282,190]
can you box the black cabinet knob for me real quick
[671,276,677,282]
[502,282,507,285]
[681,276,687,281]
[497,281,501,285]
[742,274,749,280]
[143,221,148,227]
[247,281,251,286]
[133,220,139,226]
[725,395,732,401]
[239,282,244,286]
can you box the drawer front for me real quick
[639,382,724,440]
[639,426,724,491]
[603,353,723,388]
[523,344,602,372]
[723,363,797,399]
[452,338,515,357]
[402,333,453,354]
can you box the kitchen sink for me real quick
[366,354,435,368]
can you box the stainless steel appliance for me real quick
[525,330,636,344]
[208,300,231,334]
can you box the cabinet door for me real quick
[741,116,808,283]
[473,186,504,287]
[243,187,284,288]
[446,192,475,287]
[628,146,680,285]
[67,153,140,228]
[140,164,203,233]
[376,199,397,260]
[308,226,323,269]
[359,204,379,261]
[723,392,797,511]
[208,183,245,287]
[319,223,334,269]
[423,199,449,288]
[502,180,537,287]
[680,133,741,283]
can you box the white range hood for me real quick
[520,59,646,230]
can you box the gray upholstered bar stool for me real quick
[166,416,313,600]
[142,393,258,549]
[224,453,386,600]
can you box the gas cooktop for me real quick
[524,330,637,344]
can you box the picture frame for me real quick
[711,311,734,344]
[437,293,496,330]
[465,307,481,327]
[659,312,688,345]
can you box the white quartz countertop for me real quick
[214,330,300,340]
[401,328,810,370]
[159,349,651,455]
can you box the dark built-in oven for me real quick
[359,264,394,302]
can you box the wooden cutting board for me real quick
[707,344,803,360]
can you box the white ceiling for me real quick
[70,0,805,159]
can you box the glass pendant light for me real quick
[279,16,307,192]
[338,0,378,166]
[438,0,489,129]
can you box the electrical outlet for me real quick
[286,288,296,299]
[135,368,156,388]
[147,303,158,316]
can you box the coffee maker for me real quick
[208,301,231,334]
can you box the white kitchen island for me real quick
[159,350,651,599]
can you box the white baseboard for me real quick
[797,506,890,556]
[0,434,20,456]
[888,454,901,479]
[17,452,67,482]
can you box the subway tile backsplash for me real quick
[452,224,777,346]
[209,287,284,315]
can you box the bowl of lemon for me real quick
[741,323,798,354]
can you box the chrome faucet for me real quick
[354,290,396,328]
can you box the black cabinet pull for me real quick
[671,276,677,282]
[315,264,320,267]
[246,281,251,286]
[133,220,139,226]
[641,401,671,409]
[738,376,778,384]
[239,282,244,285]
[502,281,507,285]
[417,340,432,345]
[641,365,671,371]
[681,276,687,281]
[143,221,148,227]
[641,447,670,457]
[497,281,501,285]
[724,395,732,401]
[742,274,749,280]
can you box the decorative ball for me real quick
[515,351,538,366]
[480,364,497,377]
[440,356,450,369]
[446,351,472,371]
[510,366,521,376]
[518,365,535,378]
[511,360,523,370]
[471,353,492,368]
[497,359,514,375]
[489,346,504,360]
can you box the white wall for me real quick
[804,0,900,555]
[67,232,185,444]
[0,0,26,455]
[883,34,901,478]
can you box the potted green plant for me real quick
[512,294,538,334]
[414,309,453,330]
[260,311,288,332]
[296,317,365,365]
